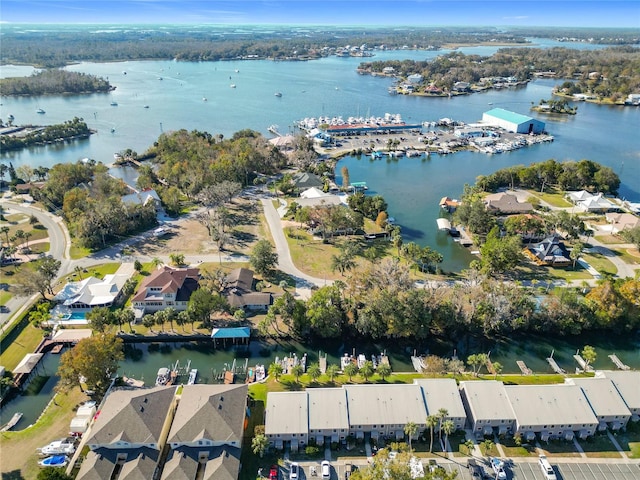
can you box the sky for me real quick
[1,0,639,27]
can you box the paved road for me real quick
[261,197,330,298]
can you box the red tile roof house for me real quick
[132,266,200,315]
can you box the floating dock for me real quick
[411,356,425,373]
[608,354,630,370]
[546,350,566,375]
[318,351,327,374]
[516,360,533,375]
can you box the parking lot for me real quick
[281,460,640,480]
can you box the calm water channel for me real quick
[1,38,639,428]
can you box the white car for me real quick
[321,460,331,479]
[289,462,299,480]
[538,455,557,480]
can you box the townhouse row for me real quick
[264,371,640,450]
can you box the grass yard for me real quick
[0,290,12,306]
[579,433,624,458]
[0,321,46,371]
[0,387,87,479]
[286,229,344,280]
[499,436,537,457]
[539,440,581,457]
[616,248,640,265]
[613,421,640,458]
[594,234,625,245]
[581,252,617,276]
[70,243,92,259]
[528,190,573,208]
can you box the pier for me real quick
[318,351,327,374]
[608,353,630,370]
[546,350,566,375]
[573,352,594,373]
[516,360,533,375]
[1,412,23,432]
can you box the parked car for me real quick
[289,462,299,480]
[269,465,278,480]
[321,460,331,479]
[538,455,557,480]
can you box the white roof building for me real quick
[345,384,427,440]
[307,388,349,444]
[577,194,615,212]
[597,370,640,420]
[505,384,598,441]
[413,379,466,430]
[459,380,515,435]
[566,190,595,203]
[53,274,129,309]
[265,392,308,451]
[565,378,631,430]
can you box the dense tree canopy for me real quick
[0,70,112,96]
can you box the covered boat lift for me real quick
[436,218,452,231]
[211,327,250,347]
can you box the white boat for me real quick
[357,354,367,369]
[234,69,239,73]
[36,108,45,114]
[38,455,69,468]
[110,101,118,106]
[143,105,150,108]
[202,97,207,101]
[155,367,170,386]
[340,353,353,371]
[37,439,76,457]
[255,364,266,382]
[274,92,282,97]
[187,369,198,385]
[230,84,236,88]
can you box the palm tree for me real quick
[463,439,475,456]
[291,364,304,383]
[326,364,340,383]
[164,307,177,331]
[482,439,495,457]
[437,408,449,442]
[177,310,190,332]
[252,434,269,458]
[154,310,166,332]
[268,362,284,382]
[24,231,32,250]
[307,363,322,383]
[442,420,455,453]
[151,257,164,269]
[343,363,358,382]
[74,265,84,280]
[169,253,185,266]
[377,363,392,381]
[492,361,503,379]
[359,360,374,382]
[0,226,10,245]
[404,422,418,452]
[426,415,438,453]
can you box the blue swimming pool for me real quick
[68,312,86,320]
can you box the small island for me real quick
[0,70,113,96]
[531,98,578,115]
[0,117,94,151]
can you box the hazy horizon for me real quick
[2,1,639,28]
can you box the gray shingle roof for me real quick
[167,384,247,445]
[85,386,175,447]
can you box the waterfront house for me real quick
[565,378,631,430]
[224,267,273,310]
[407,73,424,84]
[84,386,176,451]
[566,190,595,204]
[121,188,161,211]
[604,212,640,234]
[53,274,130,311]
[344,384,427,441]
[483,192,534,214]
[577,193,615,212]
[459,381,516,436]
[131,266,200,315]
[482,108,545,134]
[307,388,349,445]
[291,172,324,192]
[504,384,598,441]
[597,370,640,421]
[453,81,471,92]
[525,235,571,267]
[413,379,467,431]
[265,391,309,451]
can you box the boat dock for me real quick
[516,360,533,375]
[1,412,23,432]
[546,350,566,375]
[318,351,327,374]
[608,354,630,370]
[573,352,594,373]
[411,356,425,373]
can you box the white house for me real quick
[504,384,598,441]
[53,274,129,310]
[597,370,640,421]
[307,388,349,445]
[459,380,516,436]
[577,194,615,212]
[565,378,631,431]
[265,392,309,451]
[414,379,467,431]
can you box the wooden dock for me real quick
[573,353,594,373]
[608,354,630,370]
[1,412,23,432]
[50,344,63,354]
[318,351,327,374]
[516,360,532,375]
[546,350,566,375]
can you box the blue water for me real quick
[1,40,638,270]
[69,312,86,320]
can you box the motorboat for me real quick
[274,92,282,97]
[36,108,46,114]
[38,455,69,468]
[143,105,150,108]
[187,369,198,385]
[110,101,118,106]
[37,439,76,457]
[230,84,236,88]
[156,367,170,386]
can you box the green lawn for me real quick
[579,433,624,458]
[0,321,46,371]
[70,243,92,259]
[528,190,573,208]
[0,290,12,306]
[594,234,625,245]
[613,421,640,458]
[582,252,617,276]
[499,436,536,457]
[539,440,581,457]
